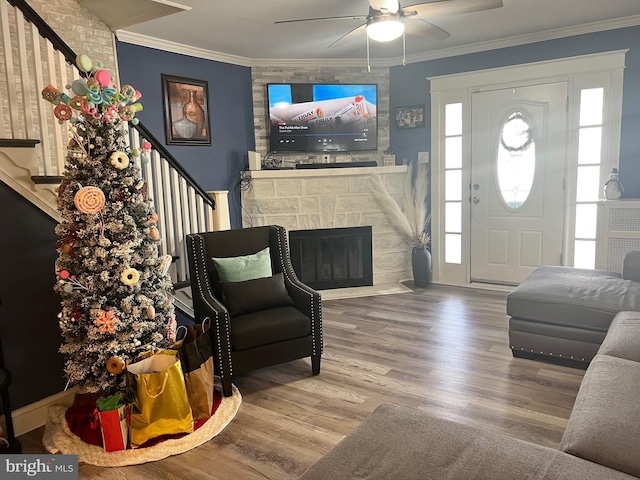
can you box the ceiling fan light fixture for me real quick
[366,15,405,42]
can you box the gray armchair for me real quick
[186,226,322,397]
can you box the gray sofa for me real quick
[299,311,640,479]
[508,252,640,366]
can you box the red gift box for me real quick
[97,405,128,452]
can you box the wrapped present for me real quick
[96,395,128,452]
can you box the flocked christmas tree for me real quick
[42,54,175,394]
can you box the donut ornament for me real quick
[106,355,125,375]
[109,151,129,170]
[74,186,105,214]
[120,267,140,286]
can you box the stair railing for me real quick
[1,0,218,284]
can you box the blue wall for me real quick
[0,181,63,410]
[116,42,255,228]
[389,26,640,197]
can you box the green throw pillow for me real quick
[212,247,272,282]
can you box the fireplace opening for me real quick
[289,227,373,290]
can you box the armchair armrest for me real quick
[186,233,233,383]
[623,251,640,282]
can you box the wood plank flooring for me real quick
[18,284,585,479]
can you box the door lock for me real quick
[473,184,480,190]
[473,196,480,204]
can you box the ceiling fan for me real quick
[275,0,503,67]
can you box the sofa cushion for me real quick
[230,306,310,351]
[507,266,640,331]
[560,355,640,477]
[300,403,635,480]
[598,311,640,362]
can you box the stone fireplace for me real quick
[241,165,411,286]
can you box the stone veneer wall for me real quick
[251,66,390,166]
[242,166,413,285]
[1,0,116,138]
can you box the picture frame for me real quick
[162,74,211,146]
[395,104,425,130]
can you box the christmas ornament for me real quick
[109,151,129,170]
[106,356,125,375]
[120,268,140,286]
[74,186,105,214]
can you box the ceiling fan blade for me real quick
[275,14,367,24]
[327,24,367,49]
[402,0,502,19]
[404,19,450,42]
[369,0,400,13]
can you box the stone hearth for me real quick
[242,165,411,285]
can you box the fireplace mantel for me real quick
[249,165,407,179]
[242,164,413,286]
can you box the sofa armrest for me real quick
[623,251,640,282]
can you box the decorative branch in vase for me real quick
[370,160,431,287]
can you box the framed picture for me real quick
[162,74,211,146]
[395,104,425,130]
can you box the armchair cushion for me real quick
[212,247,272,282]
[221,273,294,317]
[231,306,311,351]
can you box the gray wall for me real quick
[389,26,640,197]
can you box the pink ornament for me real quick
[94,69,111,87]
[142,141,151,151]
[59,270,70,279]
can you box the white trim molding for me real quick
[429,50,627,286]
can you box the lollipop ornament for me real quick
[41,54,143,126]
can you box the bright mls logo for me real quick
[1,455,77,479]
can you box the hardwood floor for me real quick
[19,284,585,479]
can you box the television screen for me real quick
[267,83,378,153]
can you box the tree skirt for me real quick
[42,385,241,467]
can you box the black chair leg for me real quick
[311,354,321,375]
[221,375,233,397]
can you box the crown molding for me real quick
[115,30,254,67]
[117,15,640,69]
[395,14,640,66]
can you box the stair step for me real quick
[0,139,40,148]
[173,280,191,290]
[31,175,63,185]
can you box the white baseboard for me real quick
[2,387,79,438]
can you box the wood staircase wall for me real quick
[0,0,229,289]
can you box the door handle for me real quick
[473,196,480,204]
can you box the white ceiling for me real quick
[114,0,640,67]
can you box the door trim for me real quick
[429,50,627,286]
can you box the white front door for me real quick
[470,83,567,285]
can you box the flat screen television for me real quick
[267,83,378,153]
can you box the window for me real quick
[445,103,462,264]
[574,88,604,269]
[496,111,536,209]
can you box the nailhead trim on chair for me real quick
[189,234,233,378]
[276,226,323,355]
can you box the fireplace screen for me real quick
[289,227,373,290]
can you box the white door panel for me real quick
[470,83,567,284]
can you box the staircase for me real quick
[0,0,227,315]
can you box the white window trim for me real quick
[430,50,626,286]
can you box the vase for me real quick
[173,118,198,138]
[412,246,432,288]
[182,89,205,136]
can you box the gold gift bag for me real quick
[127,349,194,448]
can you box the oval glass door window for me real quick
[496,111,535,209]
